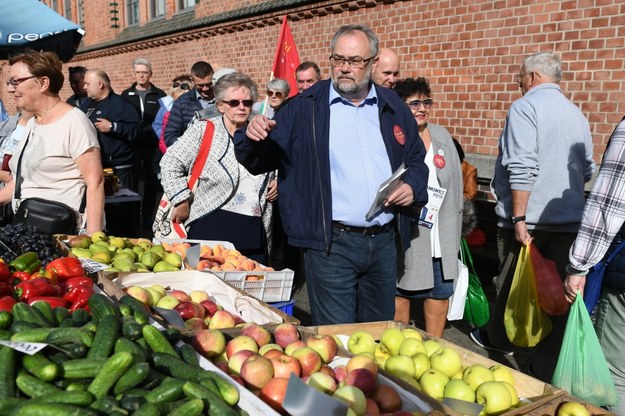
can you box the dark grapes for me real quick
[0,223,63,266]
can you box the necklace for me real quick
[36,98,61,125]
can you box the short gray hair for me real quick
[523,52,562,83]
[214,72,258,102]
[266,78,290,96]
[133,57,152,72]
[330,24,379,59]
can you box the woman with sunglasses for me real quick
[252,78,290,119]
[153,75,194,154]
[160,72,275,262]
[393,77,463,337]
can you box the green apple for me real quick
[500,381,519,407]
[463,364,495,391]
[150,284,167,297]
[451,365,466,380]
[443,379,475,403]
[384,354,416,379]
[419,368,449,400]
[412,352,431,380]
[333,385,366,416]
[156,295,180,309]
[398,338,427,357]
[475,381,512,415]
[557,401,591,416]
[380,328,405,355]
[402,327,423,341]
[374,343,391,368]
[347,331,376,355]
[423,339,442,357]
[145,287,163,306]
[490,365,515,386]
[398,375,421,390]
[430,347,462,378]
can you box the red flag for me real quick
[271,16,301,97]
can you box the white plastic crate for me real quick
[206,269,294,302]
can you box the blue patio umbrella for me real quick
[0,0,85,62]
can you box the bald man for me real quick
[372,48,400,88]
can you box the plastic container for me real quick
[269,300,295,316]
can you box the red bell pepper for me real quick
[69,297,89,312]
[63,285,93,304]
[28,296,68,308]
[0,282,13,297]
[60,276,93,291]
[15,278,61,301]
[0,296,16,312]
[46,257,84,280]
[11,271,32,282]
[0,262,10,282]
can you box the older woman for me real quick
[1,51,104,234]
[160,72,275,262]
[252,78,290,119]
[394,77,463,337]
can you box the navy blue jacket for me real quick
[164,88,213,148]
[121,83,166,148]
[234,80,429,252]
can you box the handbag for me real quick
[447,255,469,321]
[153,121,215,238]
[12,131,85,235]
[583,238,625,314]
[460,238,490,327]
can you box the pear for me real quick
[164,252,183,268]
[113,257,135,272]
[109,237,126,249]
[153,261,178,272]
[68,235,91,249]
[91,231,108,244]
[71,248,92,259]
[91,250,111,264]
[141,252,160,269]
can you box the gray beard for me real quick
[332,77,371,102]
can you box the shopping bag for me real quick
[447,259,469,321]
[504,243,552,347]
[529,244,569,315]
[584,239,625,314]
[460,238,490,327]
[152,195,188,239]
[552,294,618,406]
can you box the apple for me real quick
[402,327,423,341]
[365,398,381,416]
[144,287,163,306]
[463,364,495,391]
[209,310,236,329]
[423,339,442,357]
[412,352,431,380]
[384,355,416,379]
[126,286,149,304]
[240,322,272,347]
[343,368,377,395]
[284,340,306,356]
[260,377,289,414]
[452,366,466,380]
[347,331,376,355]
[291,347,322,377]
[227,350,256,376]
[332,334,345,349]
[306,335,338,364]
[189,290,210,303]
[500,381,519,407]
[273,323,300,348]
[557,401,591,416]
[174,301,200,320]
[200,299,221,317]
[150,284,166,297]
[259,343,283,356]
[240,355,274,390]
[430,347,462,378]
[155,294,180,309]
[319,364,336,380]
[419,368,450,400]
[398,338,427,357]
[475,381,512,415]
[262,348,285,361]
[334,365,348,383]
[398,375,422,390]
[271,353,302,378]
[226,335,259,359]
[443,379,475,403]
[346,354,378,377]
[380,328,405,355]
[169,289,190,302]
[184,317,207,331]
[306,371,337,394]
[192,328,226,358]
[373,344,391,368]
[490,365,515,386]
[333,385,367,416]
[370,384,402,413]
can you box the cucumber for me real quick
[143,326,179,357]
[122,317,144,341]
[71,308,90,326]
[151,352,203,380]
[134,309,149,326]
[65,381,90,392]
[199,371,240,406]
[144,379,186,403]
[10,327,55,343]
[119,295,150,322]
[11,403,99,416]
[27,390,94,406]
[118,388,149,398]
[89,396,124,414]
[0,345,17,399]
[46,327,94,347]
[113,362,150,395]
[118,303,133,318]
[53,306,70,325]
[31,301,55,326]
[139,369,167,390]
[0,329,11,340]
[15,371,62,397]
[182,381,238,416]
[0,311,12,330]
[119,394,146,412]
[166,398,204,416]
[0,398,23,414]
[12,303,52,328]
[82,321,97,333]
[87,315,121,359]
[178,343,200,366]
[61,358,108,379]
[88,293,121,323]
[114,337,147,363]
[162,328,181,344]
[60,342,89,359]
[87,351,134,399]
[132,402,161,416]
[22,353,60,382]
[10,320,42,333]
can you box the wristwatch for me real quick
[511,215,526,224]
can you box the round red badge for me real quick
[393,125,406,145]
[433,154,446,168]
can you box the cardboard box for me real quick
[502,391,615,415]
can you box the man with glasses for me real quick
[470,52,595,382]
[295,62,321,93]
[122,57,167,231]
[372,48,400,89]
[164,61,217,148]
[235,24,428,325]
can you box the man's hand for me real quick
[385,182,414,206]
[266,179,278,202]
[246,114,276,141]
[172,200,190,224]
[564,274,586,303]
[514,222,533,245]
[95,118,113,134]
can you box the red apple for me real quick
[333,364,348,383]
[209,310,236,329]
[259,377,289,414]
[192,328,226,358]
[233,315,246,325]
[262,348,284,360]
[365,398,381,416]
[169,289,190,302]
[291,347,322,378]
[227,350,257,376]
[271,353,302,378]
[184,317,207,331]
[174,301,199,320]
[344,368,377,395]
[273,323,300,348]
[346,354,378,377]
[370,385,402,413]
[284,340,306,356]
[240,355,274,390]
[241,322,272,347]
[259,343,283,357]
[226,335,259,359]
[306,335,338,364]
[200,299,221,317]
[319,364,337,380]
[190,301,205,319]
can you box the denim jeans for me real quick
[304,226,397,325]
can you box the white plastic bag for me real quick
[447,259,469,320]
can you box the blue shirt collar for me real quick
[328,81,378,107]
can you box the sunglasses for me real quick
[221,99,254,108]
[267,90,285,99]
[407,99,434,109]
[173,81,191,90]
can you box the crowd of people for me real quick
[1,24,623,410]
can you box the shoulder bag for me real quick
[583,238,625,314]
[153,120,215,238]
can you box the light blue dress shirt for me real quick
[0,100,7,122]
[328,83,394,227]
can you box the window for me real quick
[179,0,198,10]
[126,0,139,26]
[64,0,71,19]
[76,0,84,27]
[51,0,58,11]
[151,0,165,18]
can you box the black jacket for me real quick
[81,92,142,168]
[121,83,166,147]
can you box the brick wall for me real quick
[3,0,625,167]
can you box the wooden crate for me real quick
[503,391,615,415]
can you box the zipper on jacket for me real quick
[310,98,329,252]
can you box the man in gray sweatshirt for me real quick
[470,51,595,382]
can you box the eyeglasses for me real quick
[173,82,191,90]
[329,55,374,69]
[134,71,151,75]
[6,75,37,88]
[267,91,285,99]
[221,99,253,108]
[406,99,434,110]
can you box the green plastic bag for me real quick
[504,243,552,347]
[552,294,618,406]
[461,238,490,328]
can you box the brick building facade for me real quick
[3,0,625,189]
